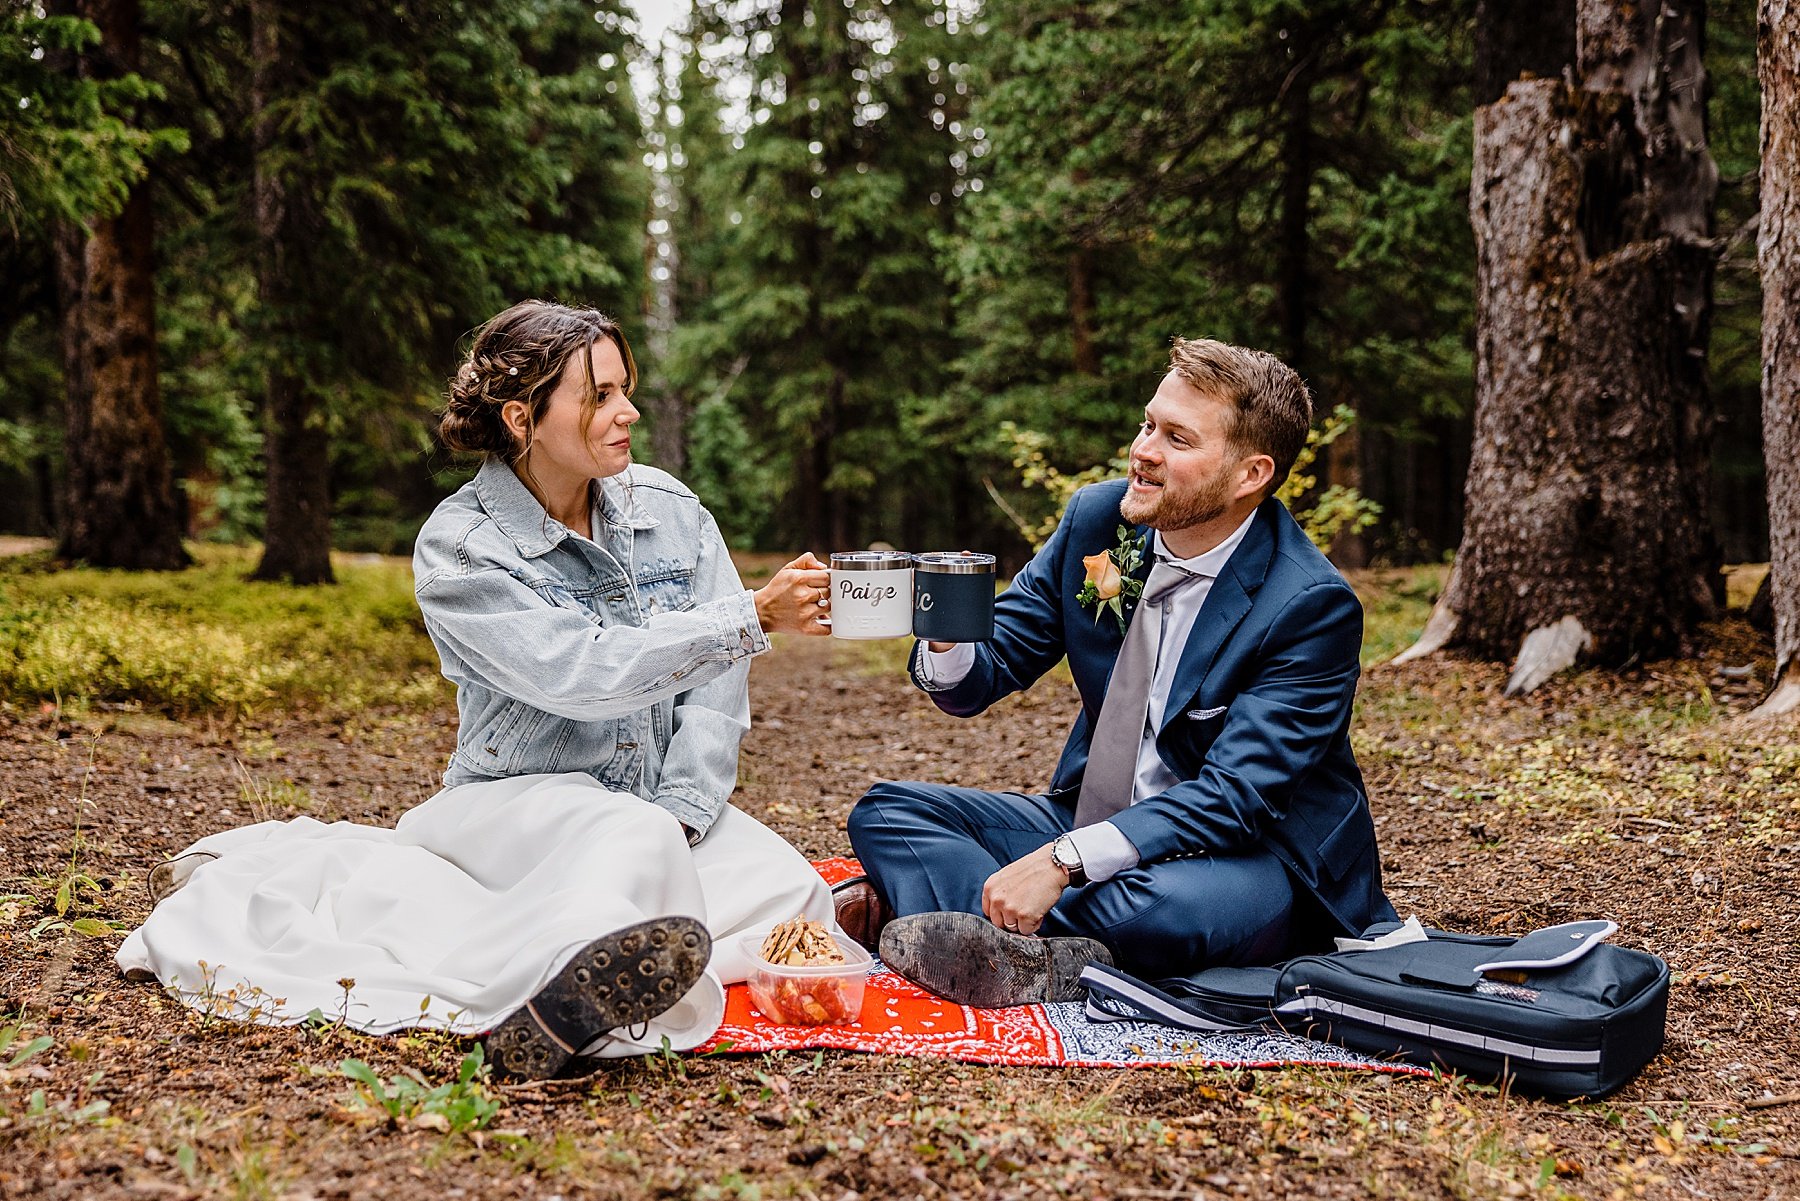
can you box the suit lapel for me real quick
[1159,501,1277,733]
[1112,524,1155,658]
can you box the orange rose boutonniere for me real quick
[1076,525,1146,634]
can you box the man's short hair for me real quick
[1168,337,1313,496]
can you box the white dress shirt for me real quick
[919,510,1257,882]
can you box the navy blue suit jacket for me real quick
[910,480,1395,944]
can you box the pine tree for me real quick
[45,0,190,569]
[1,5,184,538]
[672,0,964,551]
[640,10,734,477]
[951,0,1475,556]
[241,0,650,582]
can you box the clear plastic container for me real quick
[742,929,871,1026]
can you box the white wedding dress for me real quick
[116,772,834,1056]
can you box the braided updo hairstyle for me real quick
[440,300,639,464]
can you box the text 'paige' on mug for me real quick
[828,551,913,639]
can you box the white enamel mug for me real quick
[828,551,914,639]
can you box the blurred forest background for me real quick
[0,0,1767,566]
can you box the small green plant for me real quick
[1275,405,1382,552]
[164,961,291,1027]
[1,1032,113,1130]
[12,1088,111,1127]
[31,738,127,939]
[645,1034,689,1081]
[224,1133,288,1201]
[234,759,314,820]
[0,1023,53,1070]
[340,1046,501,1135]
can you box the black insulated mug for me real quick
[912,552,997,642]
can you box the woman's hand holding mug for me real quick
[754,553,832,635]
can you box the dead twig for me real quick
[1747,1092,1800,1111]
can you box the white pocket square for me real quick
[1187,705,1228,721]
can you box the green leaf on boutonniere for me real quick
[1079,527,1148,635]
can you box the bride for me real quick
[119,300,838,1078]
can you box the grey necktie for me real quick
[1074,559,1203,827]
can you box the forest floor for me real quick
[1,557,1797,1199]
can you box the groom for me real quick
[842,337,1395,1006]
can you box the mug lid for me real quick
[830,550,912,570]
[913,551,997,574]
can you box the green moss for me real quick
[0,545,446,718]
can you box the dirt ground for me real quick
[1,614,1798,1199]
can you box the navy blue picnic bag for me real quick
[1081,920,1669,1099]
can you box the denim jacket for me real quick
[412,458,769,836]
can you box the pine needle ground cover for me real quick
[0,559,1796,1199]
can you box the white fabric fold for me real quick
[117,772,835,1055]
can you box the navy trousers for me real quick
[847,780,1295,979]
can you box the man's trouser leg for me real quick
[849,780,1296,978]
[1043,851,1295,978]
[848,780,1069,919]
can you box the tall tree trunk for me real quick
[249,0,333,584]
[647,169,689,477]
[1068,166,1099,377]
[51,0,188,571]
[1400,0,1720,694]
[1068,245,1099,377]
[824,370,848,551]
[1753,0,1800,718]
[648,388,692,479]
[1276,60,1312,382]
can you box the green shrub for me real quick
[0,545,446,718]
[996,405,1382,556]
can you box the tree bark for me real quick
[248,0,333,584]
[51,0,189,571]
[1402,0,1720,692]
[1753,0,1800,718]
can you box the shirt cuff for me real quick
[722,589,772,658]
[656,786,722,839]
[915,640,976,688]
[1064,821,1141,884]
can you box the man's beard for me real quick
[1120,465,1235,532]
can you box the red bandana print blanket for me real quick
[699,859,1424,1075]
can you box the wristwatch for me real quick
[1050,834,1088,888]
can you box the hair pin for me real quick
[507,366,519,376]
